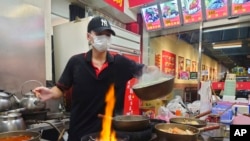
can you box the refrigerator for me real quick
[53,16,142,115]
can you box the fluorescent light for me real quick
[213,41,242,49]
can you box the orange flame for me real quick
[100,84,117,141]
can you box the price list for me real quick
[231,0,250,16]
[205,0,228,20]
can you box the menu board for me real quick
[231,0,250,16]
[141,4,162,31]
[181,0,203,24]
[205,0,228,20]
[159,0,181,28]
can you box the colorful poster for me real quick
[205,0,228,20]
[141,4,162,31]
[161,50,176,76]
[231,0,250,16]
[178,56,184,79]
[186,59,191,72]
[181,0,203,24]
[159,0,181,28]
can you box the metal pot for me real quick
[98,114,150,131]
[0,90,12,112]
[12,80,46,111]
[0,131,41,141]
[132,76,174,100]
[169,110,212,128]
[0,112,26,133]
[155,123,220,141]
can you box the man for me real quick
[33,16,158,141]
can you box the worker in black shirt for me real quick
[33,16,158,141]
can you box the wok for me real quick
[98,114,150,131]
[132,77,174,100]
[0,131,41,141]
[155,123,220,141]
[169,110,212,128]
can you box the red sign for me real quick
[104,0,124,12]
[212,82,250,90]
[205,0,228,20]
[159,0,181,28]
[231,0,250,16]
[141,4,162,31]
[181,0,203,24]
[161,50,176,76]
[128,0,155,8]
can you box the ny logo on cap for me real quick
[101,19,108,27]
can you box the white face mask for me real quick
[92,35,111,52]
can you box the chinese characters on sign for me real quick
[231,0,250,16]
[104,0,124,12]
[141,4,162,31]
[162,50,176,76]
[205,0,228,20]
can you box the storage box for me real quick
[211,104,233,122]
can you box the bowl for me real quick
[132,77,174,100]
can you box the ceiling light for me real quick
[213,41,242,49]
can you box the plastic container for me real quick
[211,104,233,122]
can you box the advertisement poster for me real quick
[186,59,191,72]
[205,0,228,20]
[159,0,181,28]
[231,0,250,16]
[178,56,184,79]
[141,4,162,31]
[181,0,203,24]
[191,61,197,72]
[162,50,176,76]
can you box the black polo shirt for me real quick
[56,50,144,141]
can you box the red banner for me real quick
[212,82,250,90]
[104,0,124,12]
[128,0,155,8]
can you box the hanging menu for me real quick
[231,0,250,16]
[159,0,181,28]
[141,4,162,31]
[181,0,203,24]
[205,0,228,20]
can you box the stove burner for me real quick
[116,127,152,141]
[81,132,129,141]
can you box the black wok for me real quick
[155,123,220,141]
[98,114,150,131]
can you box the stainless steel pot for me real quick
[0,112,26,133]
[0,90,12,112]
[0,131,41,141]
[12,80,46,111]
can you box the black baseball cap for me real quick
[87,16,116,36]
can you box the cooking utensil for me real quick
[0,90,13,112]
[169,110,212,128]
[132,76,174,100]
[98,114,150,131]
[155,123,220,141]
[0,112,26,133]
[12,80,46,111]
[0,131,41,141]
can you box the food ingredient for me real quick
[0,135,32,141]
[160,127,194,135]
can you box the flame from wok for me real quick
[100,84,117,141]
